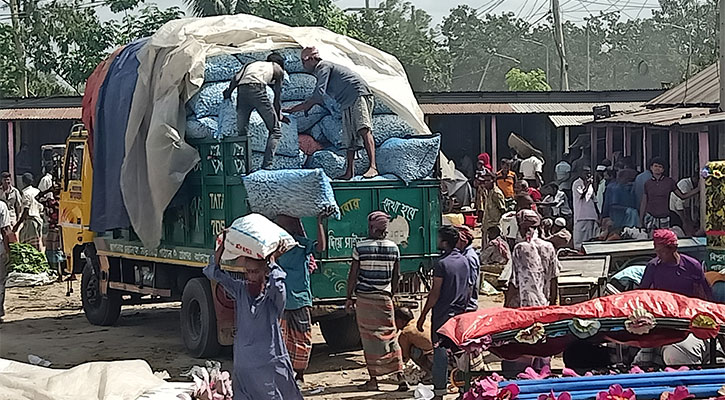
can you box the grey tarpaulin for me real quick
[122,14,431,248]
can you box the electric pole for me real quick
[551,0,569,91]
[9,0,27,97]
[716,0,725,110]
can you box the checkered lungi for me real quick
[280,306,313,371]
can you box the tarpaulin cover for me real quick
[438,290,725,358]
[81,46,125,159]
[90,39,147,233]
[0,358,164,400]
[122,14,430,248]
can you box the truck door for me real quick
[59,128,94,273]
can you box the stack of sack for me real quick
[184,47,440,182]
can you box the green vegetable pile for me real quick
[8,243,51,274]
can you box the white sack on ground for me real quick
[243,169,340,219]
[122,14,429,248]
[0,358,164,400]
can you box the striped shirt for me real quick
[353,238,400,295]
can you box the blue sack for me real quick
[243,168,340,219]
[282,101,329,132]
[306,149,370,179]
[282,73,316,101]
[312,115,344,148]
[187,81,234,117]
[186,117,218,139]
[376,135,440,183]
[250,150,306,172]
[372,114,416,146]
[235,48,305,73]
[205,54,242,82]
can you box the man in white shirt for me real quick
[0,171,22,226]
[0,200,13,323]
[669,172,699,234]
[38,171,54,202]
[520,155,544,189]
[224,53,288,169]
[14,173,43,250]
[572,166,599,250]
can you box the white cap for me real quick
[554,217,567,227]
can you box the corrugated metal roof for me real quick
[646,62,719,107]
[420,103,515,114]
[589,107,718,127]
[549,115,594,127]
[0,107,82,120]
[420,102,644,115]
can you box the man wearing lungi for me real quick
[276,214,328,385]
[345,211,407,391]
[14,173,43,251]
[285,47,378,180]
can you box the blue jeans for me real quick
[431,332,448,396]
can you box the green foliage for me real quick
[350,0,450,90]
[112,4,185,45]
[8,242,51,274]
[505,68,551,91]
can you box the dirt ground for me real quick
[0,281,510,399]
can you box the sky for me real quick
[94,0,664,27]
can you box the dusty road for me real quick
[0,282,506,399]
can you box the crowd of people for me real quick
[471,148,703,255]
[0,169,64,324]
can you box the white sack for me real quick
[219,213,297,260]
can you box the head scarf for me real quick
[368,211,390,238]
[456,225,474,249]
[301,47,320,61]
[653,229,678,247]
[516,209,541,227]
[478,153,492,171]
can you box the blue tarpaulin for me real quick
[90,39,147,232]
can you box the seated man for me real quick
[395,307,433,379]
[635,229,720,367]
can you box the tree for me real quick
[505,68,550,91]
[351,0,449,91]
[111,4,185,45]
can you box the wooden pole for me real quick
[605,126,614,161]
[590,125,597,170]
[7,121,14,178]
[479,115,486,156]
[699,130,709,234]
[491,115,498,169]
[669,129,679,180]
[624,126,631,157]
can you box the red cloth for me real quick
[438,290,725,355]
[528,187,542,202]
[653,228,678,247]
[298,134,324,155]
[81,46,125,161]
[456,225,474,249]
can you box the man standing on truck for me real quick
[417,226,470,400]
[224,52,289,169]
[204,232,303,400]
[0,172,22,227]
[275,214,327,386]
[285,47,378,180]
[14,173,43,251]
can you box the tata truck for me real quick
[59,125,441,357]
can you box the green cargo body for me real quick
[110,137,441,301]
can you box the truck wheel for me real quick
[81,260,122,326]
[181,278,221,358]
[319,314,362,351]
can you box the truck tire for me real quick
[81,260,122,326]
[319,314,362,351]
[181,278,221,358]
